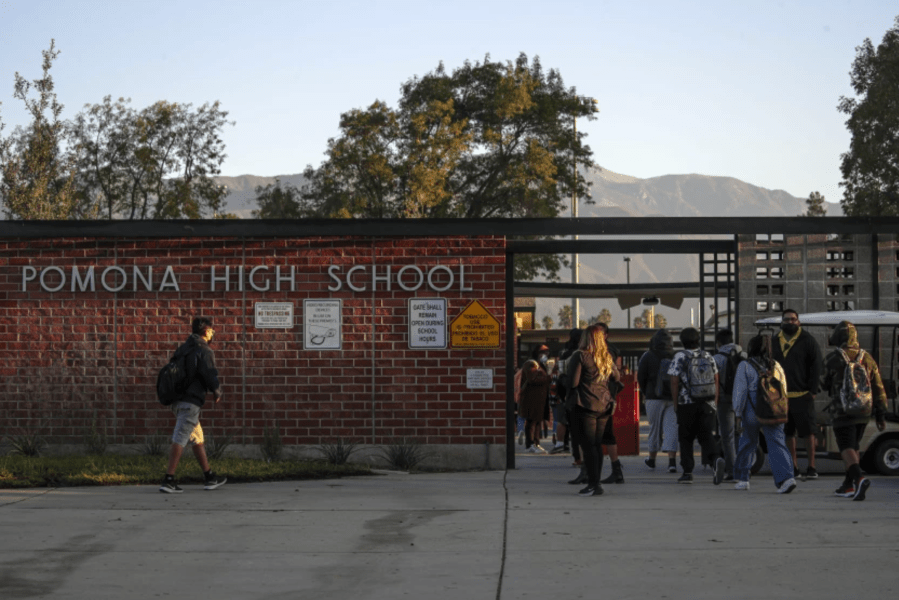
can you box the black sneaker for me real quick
[668,464,677,473]
[578,485,603,496]
[159,479,183,494]
[805,467,819,480]
[834,483,855,498]
[644,457,656,469]
[678,473,694,484]
[203,472,227,491]
[794,467,800,478]
[852,478,870,502]
[713,458,725,485]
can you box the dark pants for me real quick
[566,408,582,461]
[572,407,608,486]
[525,419,542,448]
[677,402,721,474]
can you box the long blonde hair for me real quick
[580,324,615,381]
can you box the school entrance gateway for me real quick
[1,217,897,469]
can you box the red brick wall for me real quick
[0,236,507,447]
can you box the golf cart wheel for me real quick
[874,439,899,476]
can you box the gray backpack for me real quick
[685,350,717,401]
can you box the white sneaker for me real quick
[525,445,539,453]
[533,444,547,454]
[550,442,566,454]
[777,478,797,494]
[734,481,750,491]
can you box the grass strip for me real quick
[0,455,372,489]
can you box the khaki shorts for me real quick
[171,402,204,447]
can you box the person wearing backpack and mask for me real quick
[159,317,227,494]
[732,334,796,493]
[824,321,887,501]
[772,309,824,480]
[519,345,552,453]
[637,328,678,473]
[668,327,725,485]
[713,328,746,482]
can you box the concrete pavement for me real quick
[1,453,897,600]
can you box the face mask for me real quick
[539,354,549,364]
[781,323,799,336]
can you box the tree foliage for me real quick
[0,40,78,219]
[541,315,554,330]
[557,305,573,329]
[804,191,827,217]
[838,15,899,216]
[251,180,309,219]
[69,96,232,219]
[295,54,598,279]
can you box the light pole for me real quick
[624,257,631,328]
[571,96,598,330]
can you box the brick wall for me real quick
[0,236,507,451]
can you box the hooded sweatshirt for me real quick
[175,333,222,407]
[824,321,887,426]
[637,329,675,400]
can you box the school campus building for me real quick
[1,217,897,469]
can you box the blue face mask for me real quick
[539,354,549,364]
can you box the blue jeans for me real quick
[735,400,795,486]
[717,401,736,476]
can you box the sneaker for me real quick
[677,473,693,484]
[562,445,570,453]
[525,445,540,453]
[668,464,678,473]
[644,457,656,469]
[834,483,855,498]
[777,478,797,494]
[550,442,566,454]
[713,457,726,485]
[533,444,547,454]
[805,467,818,480]
[159,478,183,494]
[517,431,524,446]
[852,478,870,502]
[203,472,227,491]
[793,467,800,478]
[578,485,603,496]
[734,481,750,491]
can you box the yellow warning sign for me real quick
[450,300,501,348]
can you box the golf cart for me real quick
[752,310,899,476]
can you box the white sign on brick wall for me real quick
[304,299,342,350]
[408,298,447,349]
[466,369,494,389]
[254,302,294,329]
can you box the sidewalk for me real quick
[1,454,896,600]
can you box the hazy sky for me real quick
[1,0,896,203]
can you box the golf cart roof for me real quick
[755,310,899,327]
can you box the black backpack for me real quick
[654,356,673,399]
[156,349,194,406]
[720,348,745,396]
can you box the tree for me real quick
[299,54,599,279]
[0,40,78,219]
[654,313,668,329]
[635,308,666,329]
[252,180,309,219]
[838,15,899,216]
[597,308,612,326]
[69,96,232,219]
[557,305,573,329]
[541,315,554,330]
[804,191,827,217]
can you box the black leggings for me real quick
[572,407,608,486]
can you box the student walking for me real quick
[637,328,678,473]
[824,321,888,501]
[568,324,621,497]
[159,317,227,493]
[519,345,552,453]
[668,327,725,485]
[732,334,797,493]
[713,328,745,482]
[772,309,824,479]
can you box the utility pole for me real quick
[624,257,631,328]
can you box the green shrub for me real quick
[8,431,46,457]
[377,438,432,471]
[259,423,284,462]
[205,433,234,461]
[83,412,108,455]
[141,432,169,456]
[315,438,361,465]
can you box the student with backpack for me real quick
[637,329,678,473]
[732,334,797,493]
[823,321,888,501]
[712,329,746,482]
[159,317,227,493]
[667,327,726,485]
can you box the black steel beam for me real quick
[508,239,735,254]
[3,216,899,238]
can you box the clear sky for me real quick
[0,0,896,202]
